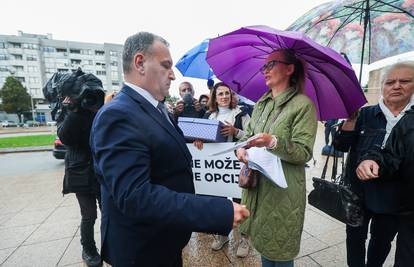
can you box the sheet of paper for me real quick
[209,135,261,156]
[246,147,288,188]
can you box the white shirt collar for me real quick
[124,82,159,108]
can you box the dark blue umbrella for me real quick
[175,39,214,80]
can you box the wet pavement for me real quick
[0,124,396,266]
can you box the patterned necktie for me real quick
[157,102,174,126]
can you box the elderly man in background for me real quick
[173,81,205,121]
[334,61,414,267]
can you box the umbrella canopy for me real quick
[206,25,367,120]
[175,39,214,80]
[287,0,414,82]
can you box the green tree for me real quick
[0,76,31,122]
[165,95,180,106]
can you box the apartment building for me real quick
[0,31,123,121]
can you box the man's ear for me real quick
[134,53,145,74]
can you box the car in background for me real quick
[46,121,57,126]
[24,120,40,127]
[53,137,66,159]
[1,120,18,127]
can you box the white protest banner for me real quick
[187,143,242,198]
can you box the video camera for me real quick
[43,68,105,120]
[181,92,200,118]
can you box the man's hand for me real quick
[220,121,238,137]
[193,139,204,150]
[356,160,380,180]
[62,96,78,112]
[175,101,184,113]
[236,148,248,164]
[193,99,201,112]
[246,133,275,149]
[233,202,250,228]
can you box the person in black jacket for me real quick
[57,96,102,267]
[334,61,414,267]
[357,105,414,267]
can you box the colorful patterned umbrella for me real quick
[206,25,367,120]
[287,0,414,82]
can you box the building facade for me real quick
[0,31,123,122]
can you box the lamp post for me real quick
[29,92,35,121]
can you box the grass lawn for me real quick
[0,134,56,148]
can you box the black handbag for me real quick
[308,145,364,227]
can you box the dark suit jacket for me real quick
[90,85,233,266]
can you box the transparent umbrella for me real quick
[287,0,414,82]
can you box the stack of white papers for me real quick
[246,147,288,188]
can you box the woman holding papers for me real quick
[193,82,251,257]
[236,49,317,267]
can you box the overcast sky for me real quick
[2,0,330,97]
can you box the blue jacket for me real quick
[334,104,402,214]
[90,85,233,266]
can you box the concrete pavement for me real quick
[0,124,396,266]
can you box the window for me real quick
[29,77,40,84]
[81,49,93,55]
[15,77,25,83]
[110,51,118,57]
[0,43,6,49]
[0,54,8,60]
[12,54,23,60]
[96,70,106,76]
[112,81,120,86]
[13,65,24,71]
[28,66,38,72]
[56,48,67,53]
[23,43,38,50]
[9,42,21,48]
[111,70,118,79]
[0,67,8,72]
[30,88,41,95]
[110,61,118,66]
[95,50,105,56]
[45,68,55,73]
[42,47,56,52]
[70,49,81,54]
[96,62,106,68]
[26,55,37,61]
[71,59,81,64]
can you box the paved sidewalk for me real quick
[0,124,396,266]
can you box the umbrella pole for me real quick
[358,0,370,85]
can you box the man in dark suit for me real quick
[90,32,250,267]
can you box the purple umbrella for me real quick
[206,25,367,120]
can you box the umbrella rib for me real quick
[257,35,281,52]
[376,0,414,18]
[327,11,362,46]
[304,5,354,32]
[306,71,323,119]
[236,69,263,95]
[307,60,353,115]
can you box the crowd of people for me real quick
[55,30,414,267]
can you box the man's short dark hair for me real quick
[122,32,169,74]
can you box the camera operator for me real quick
[173,81,205,122]
[55,75,104,267]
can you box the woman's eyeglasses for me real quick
[260,60,291,74]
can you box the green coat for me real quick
[239,87,317,261]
